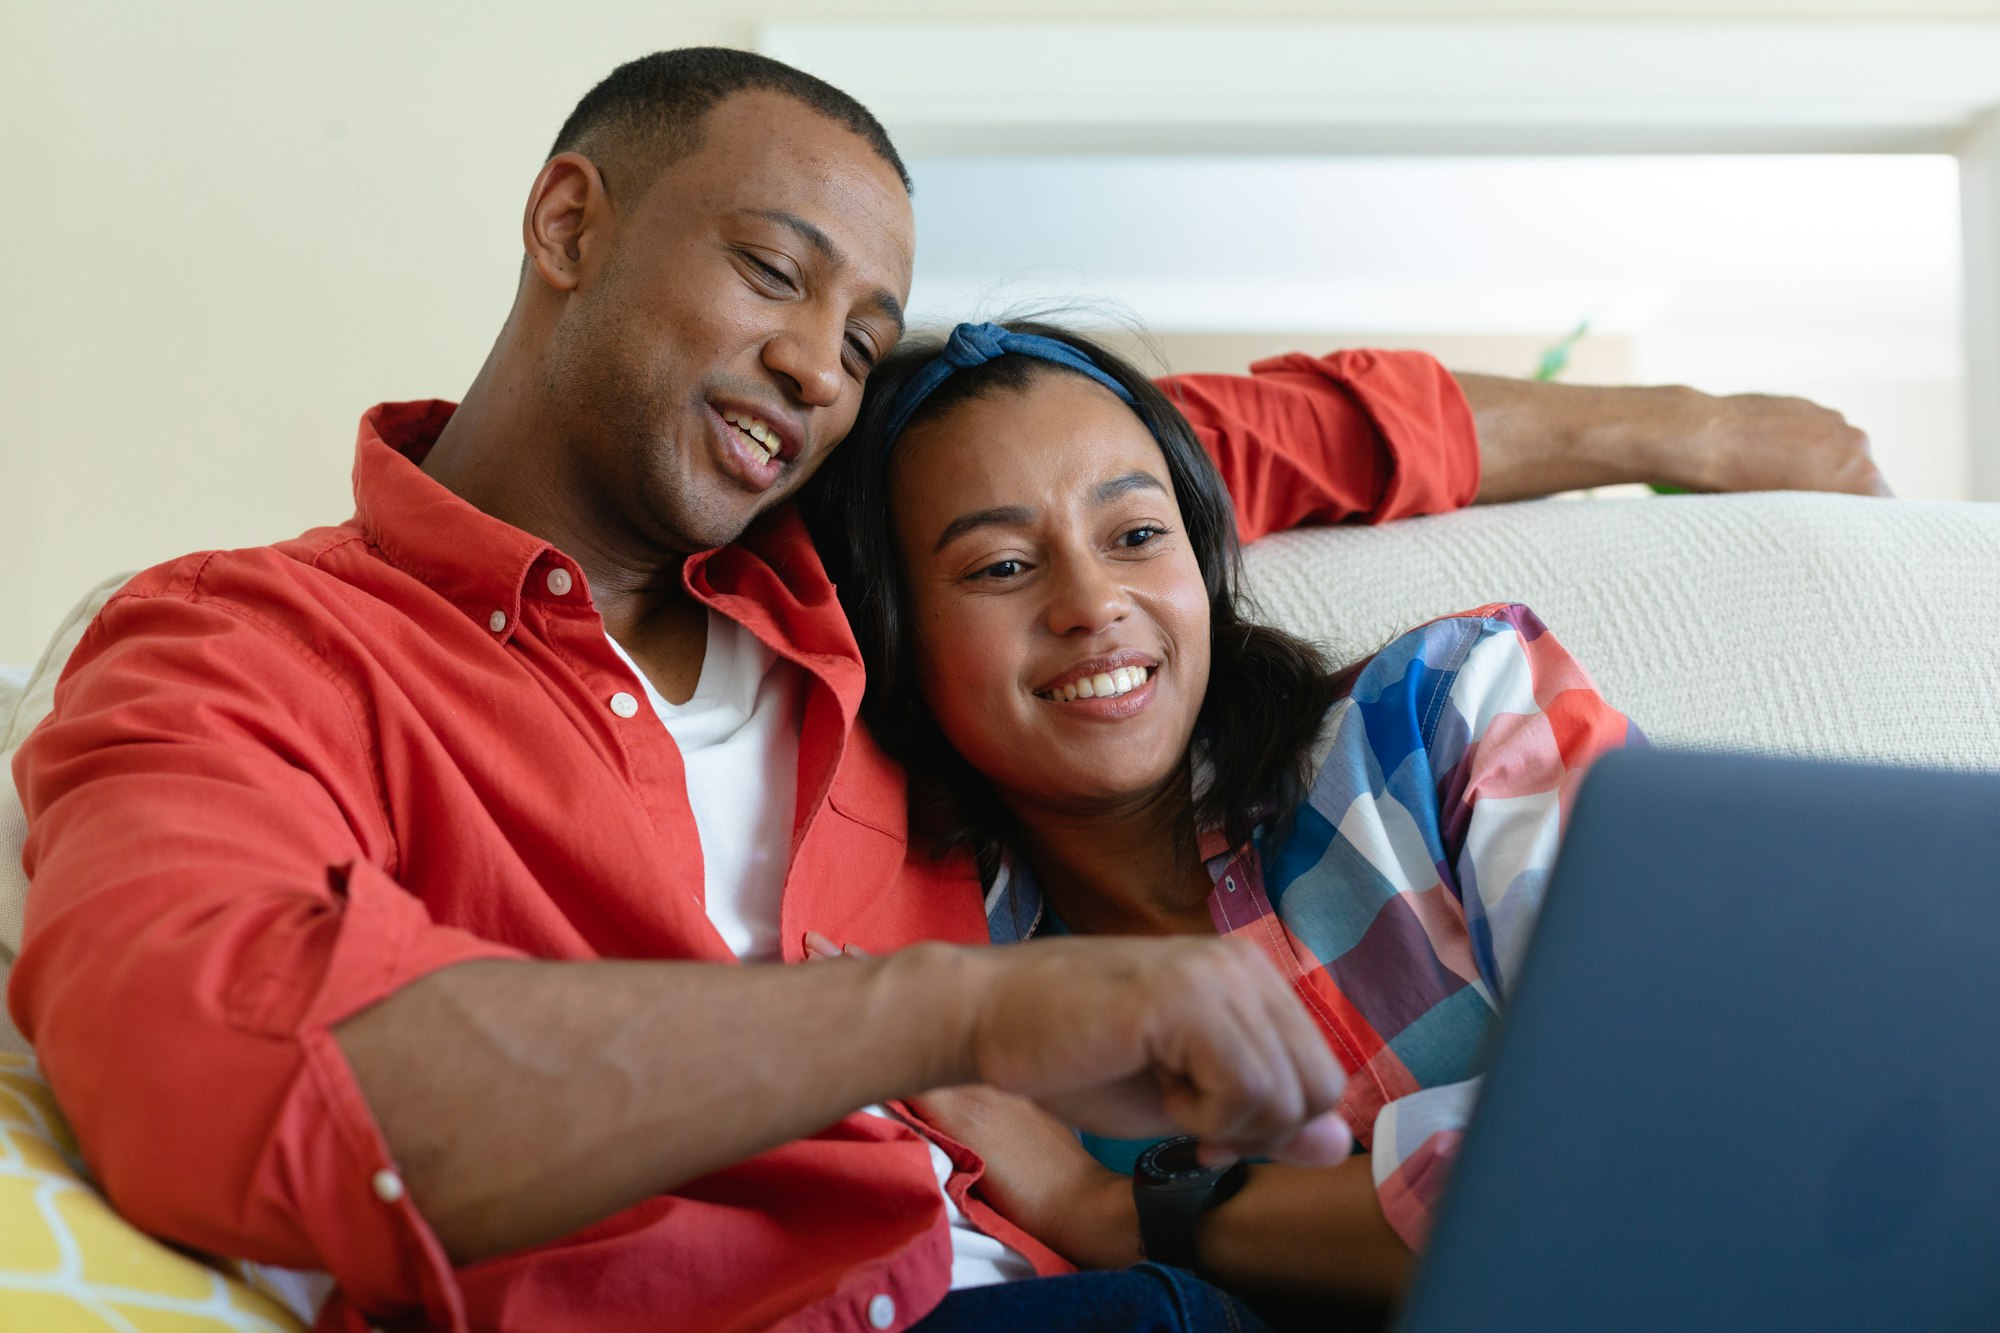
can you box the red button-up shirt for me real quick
[10,351,1476,1332]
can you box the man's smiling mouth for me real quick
[721,409,782,465]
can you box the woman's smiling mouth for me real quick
[1031,652,1162,713]
[1034,664,1153,702]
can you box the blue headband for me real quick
[877,322,1137,462]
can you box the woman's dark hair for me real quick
[803,320,1357,878]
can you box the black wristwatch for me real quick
[1131,1135,1250,1272]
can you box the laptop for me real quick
[1398,749,2000,1332]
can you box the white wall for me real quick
[905,154,1966,501]
[2,0,1992,663]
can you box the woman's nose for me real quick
[1044,558,1132,637]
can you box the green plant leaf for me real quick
[1532,318,1593,382]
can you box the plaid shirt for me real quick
[985,603,1644,1248]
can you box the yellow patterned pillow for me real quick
[0,1052,308,1332]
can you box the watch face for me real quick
[1142,1136,1215,1181]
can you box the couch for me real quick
[3,489,1998,1328]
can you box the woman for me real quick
[803,321,1644,1309]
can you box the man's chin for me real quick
[653,490,776,555]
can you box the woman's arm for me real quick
[1058,1154,1416,1306]
[912,1085,1413,1307]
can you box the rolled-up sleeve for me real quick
[1158,348,1480,543]
[7,583,522,1326]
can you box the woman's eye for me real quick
[971,559,1024,581]
[1120,526,1166,548]
[845,333,878,373]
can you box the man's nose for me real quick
[762,324,844,410]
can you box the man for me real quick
[8,48,1884,1333]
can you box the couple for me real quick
[8,46,1881,1333]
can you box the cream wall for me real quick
[2,0,1991,664]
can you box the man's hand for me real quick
[1668,389,1890,496]
[807,930,1352,1166]
[957,936,1352,1167]
[1458,373,1892,503]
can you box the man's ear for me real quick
[521,152,608,294]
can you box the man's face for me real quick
[544,90,914,555]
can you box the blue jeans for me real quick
[913,1264,1274,1332]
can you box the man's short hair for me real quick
[549,48,911,198]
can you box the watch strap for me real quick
[1134,1153,1249,1272]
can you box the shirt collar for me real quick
[982,810,1262,946]
[983,853,1046,945]
[347,402,868,710]
[350,401,563,638]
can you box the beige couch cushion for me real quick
[1243,492,2000,771]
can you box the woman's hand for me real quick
[910,1083,1140,1270]
[803,932,1139,1269]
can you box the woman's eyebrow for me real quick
[1094,471,1168,504]
[933,504,1035,552]
[931,474,1166,552]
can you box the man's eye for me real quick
[741,252,795,290]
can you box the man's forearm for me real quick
[334,933,1351,1268]
[1459,373,1689,503]
[334,947,981,1265]
[1457,371,1889,502]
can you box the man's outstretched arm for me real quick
[1459,372,1891,503]
[1164,351,1889,544]
[335,935,1350,1266]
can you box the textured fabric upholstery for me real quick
[1242,493,2000,771]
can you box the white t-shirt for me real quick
[607,614,798,959]
[609,615,1033,1290]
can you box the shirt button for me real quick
[867,1293,896,1329]
[371,1169,405,1203]
[488,609,507,633]
[610,692,640,719]
[546,567,574,597]
[1225,876,1238,892]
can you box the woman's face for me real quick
[890,371,1212,816]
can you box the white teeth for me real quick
[1040,665,1152,703]
[722,409,780,462]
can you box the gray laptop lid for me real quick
[1399,750,2000,1332]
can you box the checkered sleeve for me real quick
[1360,604,1642,1248]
